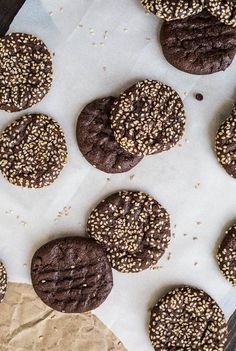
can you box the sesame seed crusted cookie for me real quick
[160,10,236,75]
[215,105,236,178]
[140,0,204,21]
[0,262,7,303]
[111,80,186,156]
[0,33,53,112]
[87,190,171,273]
[0,114,68,188]
[206,0,236,27]
[217,224,236,286]
[76,97,142,173]
[31,237,113,313]
[149,286,228,351]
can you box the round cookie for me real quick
[111,80,186,156]
[76,97,142,173]
[87,190,171,273]
[160,10,236,75]
[217,224,236,286]
[0,114,67,188]
[206,0,236,27]
[215,106,236,178]
[149,286,228,351]
[140,0,204,21]
[31,237,113,313]
[0,262,7,303]
[0,33,53,112]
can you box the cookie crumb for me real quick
[195,93,203,101]
[196,221,202,225]
[194,262,198,266]
[129,174,135,180]
[102,65,107,71]
[193,236,198,240]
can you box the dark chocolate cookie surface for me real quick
[87,190,171,273]
[111,80,186,156]
[76,97,142,173]
[0,114,67,188]
[31,237,113,313]
[217,224,236,286]
[0,33,53,112]
[160,10,236,75]
[206,0,236,27]
[0,262,7,303]
[215,105,236,178]
[140,0,204,20]
[149,286,228,351]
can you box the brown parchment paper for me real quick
[0,283,127,351]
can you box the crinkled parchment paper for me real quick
[0,283,126,351]
[0,1,235,350]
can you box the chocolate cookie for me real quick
[160,10,236,75]
[206,0,236,27]
[217,224,236,286]
[0,114,67,188]
[149,286,228,351]
[31,237,113,313]
[0,33,53,112]
[111,80,186,156]
[0,262,7,303]
[140,0,204,21]
[215,105,236,178]
[87,190,171,273]
[76,97,142,173]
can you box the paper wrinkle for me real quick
[0,1,235,350]
[0,283,127,351]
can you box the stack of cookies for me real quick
[141,0,236,75]
[76,79,186,173]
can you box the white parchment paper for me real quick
[0,1,236,350]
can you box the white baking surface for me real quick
[0,0,236,350]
